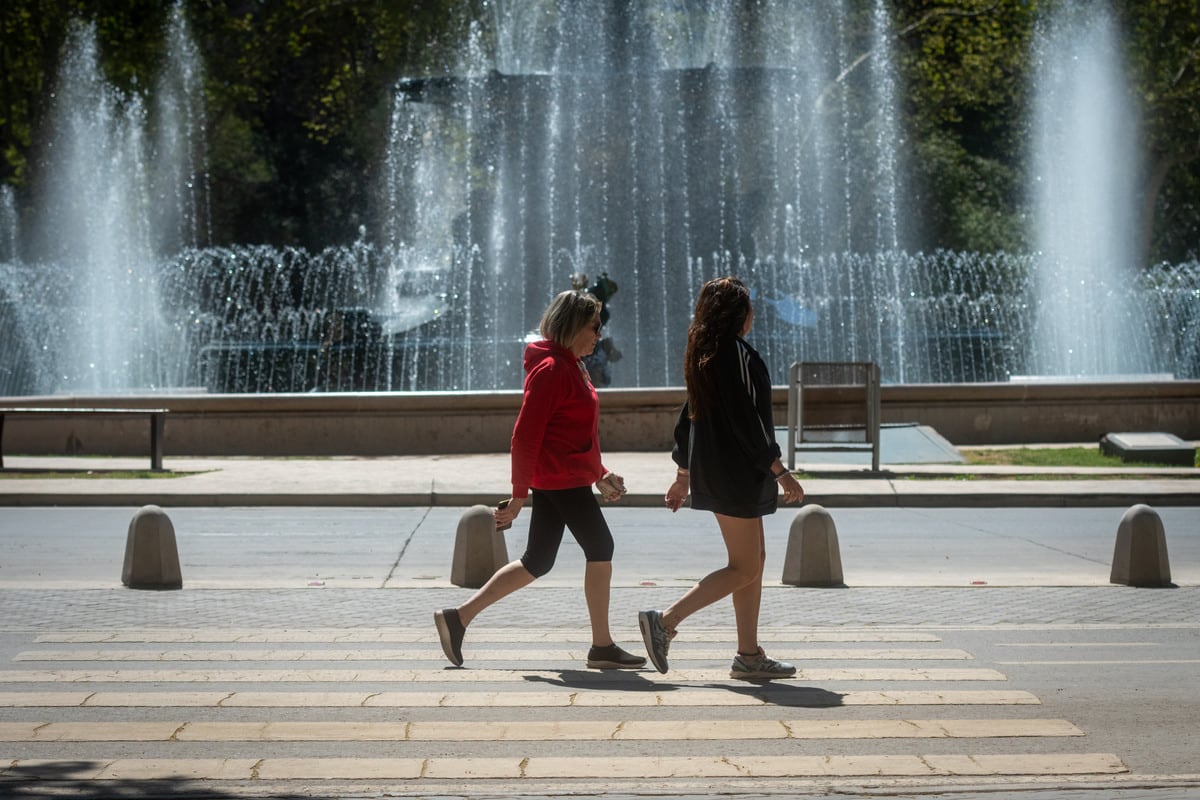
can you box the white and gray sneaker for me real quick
[638,610,671,674]
[730,647,796,680]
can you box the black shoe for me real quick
[586,643,647,670]
[434,608,465,667]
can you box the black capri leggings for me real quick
[520,485,615,578]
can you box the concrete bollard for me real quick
[1111,504,1172,587]
[121,505,182,590]
[451,504,510,589]
[781,504,845,587]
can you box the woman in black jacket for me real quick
[639,276,804,679]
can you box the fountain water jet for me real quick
[1029,3,1143,378]
[7,6,206,395]
[33,21,161,392]
[0,186,16,262]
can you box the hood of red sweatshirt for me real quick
[523,338,574,373]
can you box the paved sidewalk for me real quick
[1,450,1198,507]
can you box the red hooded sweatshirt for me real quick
[510,339,606,499]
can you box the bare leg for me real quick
[661,513,765,635]
[457,560,536,627]
[730,520,766,653]
[584,561,614,647]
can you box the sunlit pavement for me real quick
[0,454,1198,798]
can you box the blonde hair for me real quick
[540,290,602,349]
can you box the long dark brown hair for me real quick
[683,276,751,420]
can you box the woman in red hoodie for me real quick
[434,290,646,670]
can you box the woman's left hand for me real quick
[595,471,627,502]
[778,472,804,505]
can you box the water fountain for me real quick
[379,0,1195,390]
[385,0,912,389]
[0,0,1197,398]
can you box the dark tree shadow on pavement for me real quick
[2,760,311,800]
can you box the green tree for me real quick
[0,0,463,247]
[0,2,75,188]
[189,0,465,246]
[893,0,1041,254]
[1121,0,1200,262]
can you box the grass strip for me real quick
[0,470,194,480]
[961,446,1198,469]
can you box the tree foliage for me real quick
[1,0,463,248]
[1121,0,1200,262]
[893,0,1039,253]
[892,0,1200,261]
[0,2,78,186]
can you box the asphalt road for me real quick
[1,505,1196,589]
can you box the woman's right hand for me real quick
[495,496,525,529]
[665,475,689,512]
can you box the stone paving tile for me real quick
[0,586,1195,631]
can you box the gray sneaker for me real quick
[730,648,796,680]
[638,610,671,674]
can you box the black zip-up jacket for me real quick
[672,336,782,518]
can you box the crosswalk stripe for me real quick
[0,689,1041,707]
[995,642,1159,647]
[33,629,942,644]
[0,667,1007,682]
[0,753,1127,780]
[995,659,1200,666]
[13,647,973,662]
[0,718,1083,742]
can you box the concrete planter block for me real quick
[782,504,845,587]
[451,504,509,589]
[1111,504,1172,587]
[121,505,182,590]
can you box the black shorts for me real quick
[520,485,615,577]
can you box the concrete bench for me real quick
[0,407,168,470]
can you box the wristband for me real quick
[771,468,789,480]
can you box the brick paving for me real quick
[1,585,1195,632]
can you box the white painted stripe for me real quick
[0,753,1127,780]
[811,623,1199,632]
[33,629,942,643]
[0,718,1083,742]
[996,659,1200,666]
[0,688,1041,708]
[13,647,973,662]
[994,642,1158,647]
[0,667,1007,683]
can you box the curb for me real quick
[2,489,1198,508]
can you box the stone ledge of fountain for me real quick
[0,381,1196,457]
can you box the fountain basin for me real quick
[0,381,1195,458]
